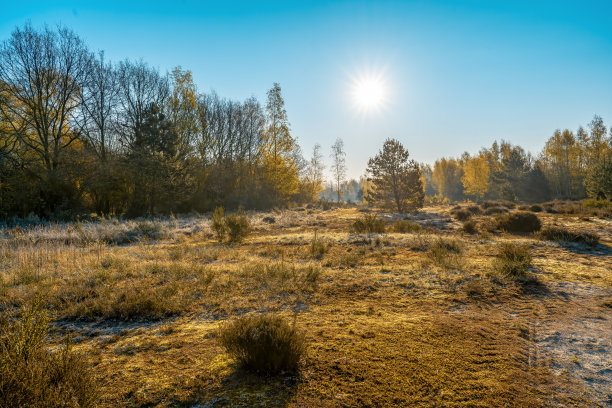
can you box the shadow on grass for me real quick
[191,366,300,408]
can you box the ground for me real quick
[0,205,610,407]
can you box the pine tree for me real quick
[365,139,424,213]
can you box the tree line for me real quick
[426,115,612,203]
[1,24,610,219]
[0,24,328,218]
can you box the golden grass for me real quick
[0,206,610,407]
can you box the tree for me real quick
[0,24,91,171]
[330,138,346,202]
[304,143,325,201]
[365,138,424,213]
[432,158,463,201]
[462,155,490,199]
[261,83,298,204]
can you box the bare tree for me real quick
[0,23,92,170]
[330,138,346,202]
[117,59,169,150]
[77,51,119,161]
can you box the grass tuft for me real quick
[219,314,305,374]
[351,214,386,234]
[493,242,532,278]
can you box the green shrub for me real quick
[391,219,422,233]
[211,206,227,242]
[452,208,472,221]
[462,220,478,234]
[496,211,541,233]
[0,302,98,408]
[581,198,611,209]
[351,214,386,234]
[225,209,251,243]
[538,226,599,247]
[493,242,532,278]
[219,314,305,374]
[529,204,543,212]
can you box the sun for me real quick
[351,73,387,112]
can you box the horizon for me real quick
[2,1,612,178]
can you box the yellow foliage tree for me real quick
[461,155,490,199]
[261,83,299,204]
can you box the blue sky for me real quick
[2,1,612,178]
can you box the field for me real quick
[1,204,611,407]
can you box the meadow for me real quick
[0,201,611,407]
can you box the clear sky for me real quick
[2,1,612,179]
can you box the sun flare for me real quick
[351,74,387,112]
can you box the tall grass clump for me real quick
[496,211,541,233]
[494,242,532,278]
[426,238,463,269]
[309,230,328,259]
[350,213,386,234]
[391,219,422,233]
[219,314,305,374]
[0,302,98,408]
[538,226,599,247]
[452,208,472,221]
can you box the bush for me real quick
[529,204,543,212]
[211,207,251,243]
[211,206,226,242]
[351,214,386,234]
[494,242,532,278]
[452,208,472,221]
[482,200,514,209]
[219,314,305,374]
[538,226,599,247]
[484,206,508,215]
[391,219,422,233]
[496,211,541,233]
[0,302,98,408]
[466,205,481,215]
[225,209,251,243]
[462,220,478,234]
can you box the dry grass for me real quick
[0,206,610,407]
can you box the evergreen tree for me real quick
[365,138,424,213]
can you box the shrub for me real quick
[225,209,251,243]
[493,242,532,278]
[462,220,478,234]
[484,206,508,215]
[211,207,251,243]
[211,207,227,242]
[391,219,422,233]
[466,205,481,215]
[452,208,472,221]
[0,302,98,408]
[351,214,386,234]
[496,211,541,233]
[219,314,305,374]
[529,204,543,212]
[426,238,463,269]
[538,226,599,247]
